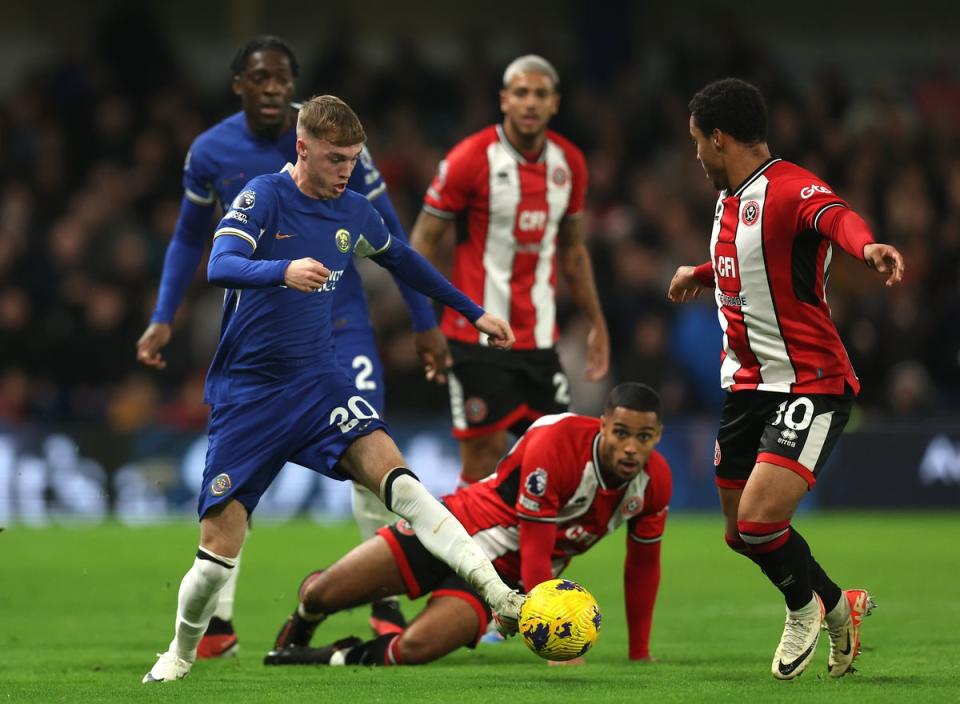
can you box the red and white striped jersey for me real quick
[442,413,671,588]
[707,158,864,395]
[423,125,587,349]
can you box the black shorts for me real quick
[447,340,569,439]
[714,390,853,490]
[377,521,491,646]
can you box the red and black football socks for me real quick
[738,520,813,611]
[791,528,842,613]
[342,634,402,665]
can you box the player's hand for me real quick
[585,321,609,381]
[415,327,452,384]
[285,258,331,292]
[548,657,586,667]
[667,266,707,304]
[136,322,172,369]
[863,243,905,287]
[475,313,515,350]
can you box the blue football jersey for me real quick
[184,110,387,331]
[205,166,392,404]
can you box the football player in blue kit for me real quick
[136,36,449,655]
[143,95,525,683]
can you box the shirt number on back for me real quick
[553,372,571,405]
[352,355,377,391]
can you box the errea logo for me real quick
[800,184,832,199]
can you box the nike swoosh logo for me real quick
[433,517,449,534]
[777,641,817,676]
[838,632,852,656]
[275,233,296,239]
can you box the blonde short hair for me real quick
[297,95,366,146]
[502,55,559,89]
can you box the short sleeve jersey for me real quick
[422,125,588,349]
[204,166,392,405]
[442,413,672,587]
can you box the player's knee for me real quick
[298,570,329,612]
[736,519,792,554]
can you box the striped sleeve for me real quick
[183,138,217,206]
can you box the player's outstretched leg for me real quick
[380,467,523,626]
[338,431,524,629]
[351,482,407,636]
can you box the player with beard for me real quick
[410,55,609,487]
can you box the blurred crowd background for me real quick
[2,1,959,439]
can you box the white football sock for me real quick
[212,548,241,622]
[381,469,512,609]
[168,548,236,662]
[352,481,398,541]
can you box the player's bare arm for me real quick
[863,243,905,287]
[410,210,455,382]
[667,265,708,304]
[410,209,451,266]
[137,322,173,369]
[284,257,332,292]
[556,217,609,381]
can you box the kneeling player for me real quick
[264,383,671,666]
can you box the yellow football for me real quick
[519,579,601,661]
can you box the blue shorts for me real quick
[198,371,388,519]
[334,325,385,415]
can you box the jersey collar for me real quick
[727,157,781,199]
[591,433,608,490]
[496,124,547,164]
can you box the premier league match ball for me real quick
[519,579,601,661]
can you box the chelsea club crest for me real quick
[335,229,351,253]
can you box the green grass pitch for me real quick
[1,513,958,703]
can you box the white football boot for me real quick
[771,593,824,680]
[142,651,192,683]
[827,588,876,677]
[490,591,525,637]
